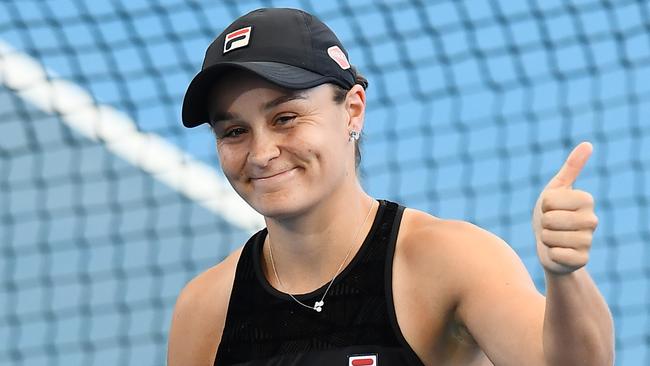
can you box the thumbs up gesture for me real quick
[532,142,599,275]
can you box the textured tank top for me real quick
[214,199,425,365]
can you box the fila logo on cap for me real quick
[224,26,252,54]
[348,354,377,366]
[327,45,351,70]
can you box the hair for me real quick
[331,66,368,172]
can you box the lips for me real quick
[252,169,292,180]
[250,167,298,183]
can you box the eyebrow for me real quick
[262,91,308,111]
[210,111,240,125]
[210,90,308,124]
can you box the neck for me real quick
[262,185,377,294]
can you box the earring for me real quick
[349,130,360,142]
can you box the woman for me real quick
[168,7,614,366]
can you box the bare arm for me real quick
[442,221,612,366]
[543,269,613,365]
[167,248,241,366]
[451,221,546,366]
[533,142,614,365]
[455,142,613,365]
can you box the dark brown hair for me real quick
[331,66,368,171]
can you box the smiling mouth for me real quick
[251,168,297,181]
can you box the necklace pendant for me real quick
[314,300,324,312]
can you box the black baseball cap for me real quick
[182,7,357,128]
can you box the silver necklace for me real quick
[267,200,376,312]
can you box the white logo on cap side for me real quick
[224,26,252,54]
[327,45,351,70]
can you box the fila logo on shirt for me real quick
[348,354,377,366]
[224,26,252,54]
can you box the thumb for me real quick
[545,141,593,189]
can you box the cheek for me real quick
[287,127,328,161]
[216,146,245,175]
[285,136,318,166]
[290,128,347,173]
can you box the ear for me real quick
[344,84,366,131]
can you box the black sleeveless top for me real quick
[214,200,425,365]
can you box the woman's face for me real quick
[207,70,364,219]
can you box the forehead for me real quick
[206,69,334,118]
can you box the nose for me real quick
[247,130,280,167]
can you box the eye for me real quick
[274,114,297,126]
[221,127,247,139]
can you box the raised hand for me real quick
[532,142,599,275]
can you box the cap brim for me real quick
[182,62,338,128]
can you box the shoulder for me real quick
[167,244,245,366]
[397,206,503,265]
[399,206,526,267]
[393,206,545,362]
[400,206,504,246]
[397,207,535,299]
[175,244,244,321]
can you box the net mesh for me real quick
[1,0,648,365]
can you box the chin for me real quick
[245,191,315,220]
[249,197,309,219]
[230,168,334,220]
